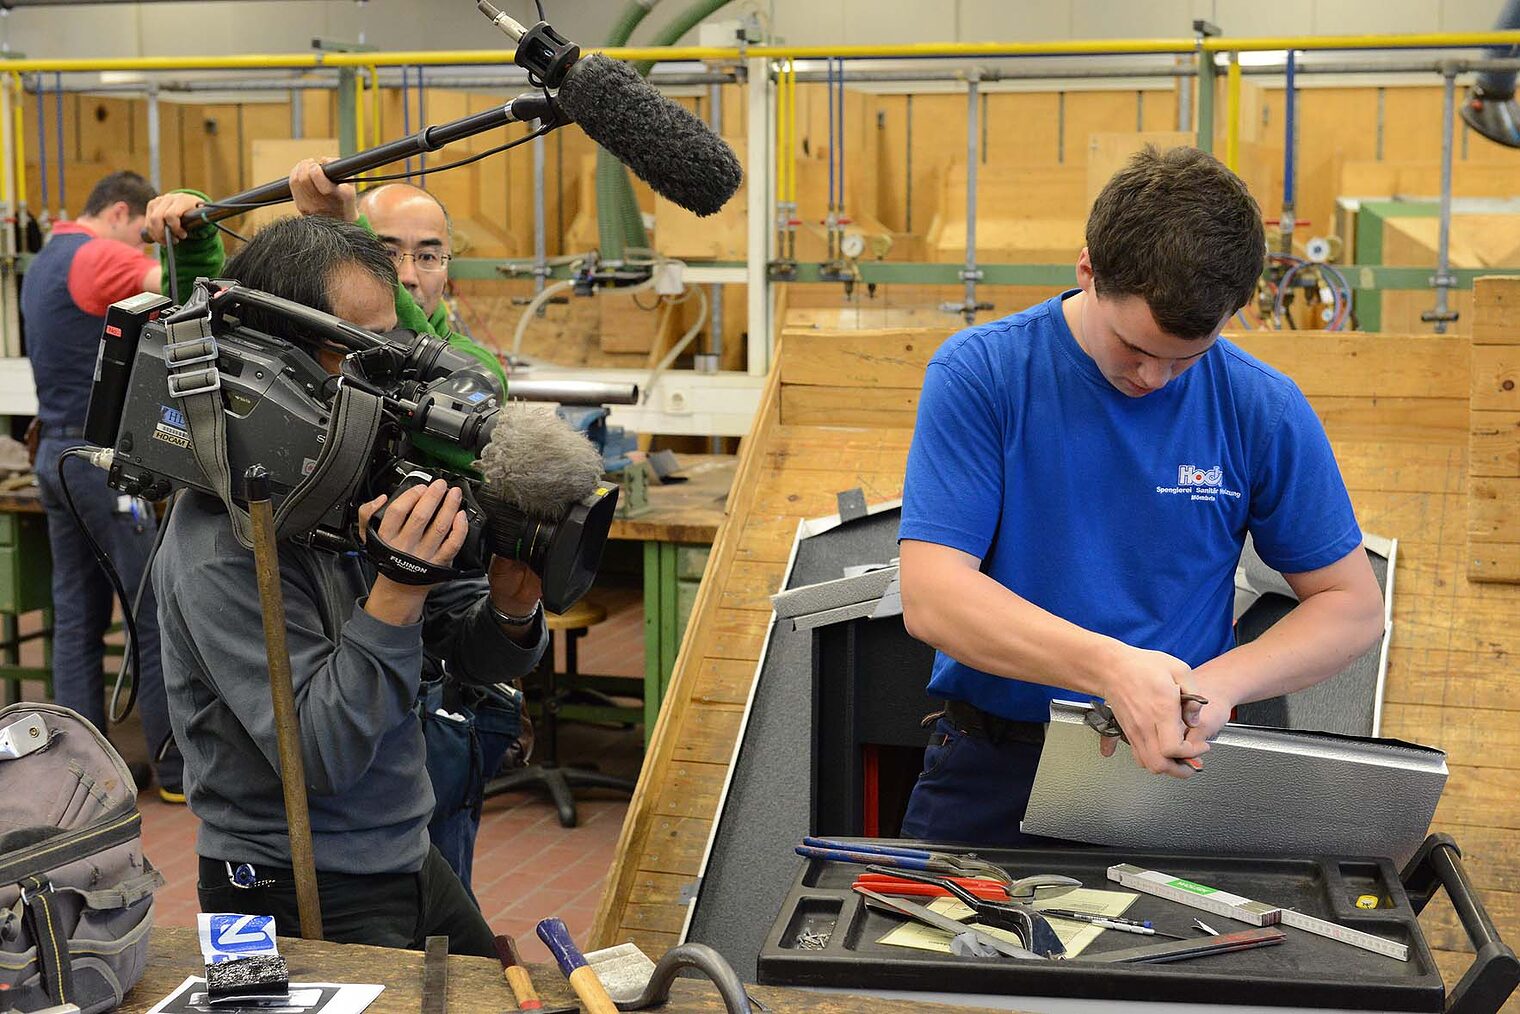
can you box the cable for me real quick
[211,220,249,243]
[163,227,179,305]
[642,284,710,402]
[56,448,142,724]
[534,0,546,20]
[328,125,549,186]
[109,490,177,725]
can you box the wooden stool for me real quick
[483,598,636,828]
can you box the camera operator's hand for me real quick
[290,157,358,223]
[357,479,468,626]
[144,192,208,243]
[488,558,543,644]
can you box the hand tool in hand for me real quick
[1084,691,1211,771]
[852,868,1081,904]
[537,918,622,1014]
[864,865,1069,958]
[494,934,576,1014]
[854,886,1042,960]
[1037,910,1185,938]
[1087,926,1286,964]
[421,935,448,1014]
[583,940,754,1013]
[797,837,1011,883]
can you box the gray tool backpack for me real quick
[0,703,165,1012]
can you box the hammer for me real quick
[493,934,577,1014]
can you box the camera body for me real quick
[84,281,617,611]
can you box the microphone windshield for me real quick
[477,402,603,517]
[556,54,743,217]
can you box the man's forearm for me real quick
[902,562,1116,697]
[1192,587,1384,705]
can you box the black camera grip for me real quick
[362,514,470,587]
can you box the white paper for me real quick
[146,976,384,1014]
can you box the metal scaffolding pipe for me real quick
[1428,67,1458,334]
[146,84,161,190]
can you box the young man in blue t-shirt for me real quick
[897,146,1386,847]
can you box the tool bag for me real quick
[0,703,165,1012]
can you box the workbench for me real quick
[120,926,985,1014]
[0,486,55,702]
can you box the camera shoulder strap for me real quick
[273,380,384,538]
[164,313,256,549]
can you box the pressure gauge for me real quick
[841,232,866,259]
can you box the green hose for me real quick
[596,0,738,261]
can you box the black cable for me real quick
[109,489,177,725]
[212,220,249,243]
[357,125,550,185]
[534,0,546,20]
[163,227,179,305]
[56,448,142,723]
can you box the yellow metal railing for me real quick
[1,29,1519,74]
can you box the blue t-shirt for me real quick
[898,291,1363,723]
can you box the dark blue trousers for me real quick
[421,680,520,895]
[900,715,1071,849]
[35,436,181,789]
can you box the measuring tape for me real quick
[1107,864,1409,962]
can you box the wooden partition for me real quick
[1469,277,1520,583]
[592,323,1519,1001]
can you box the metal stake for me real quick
[1425,67,1459,333]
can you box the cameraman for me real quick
[147,169,519,896]
[147,214,546,955]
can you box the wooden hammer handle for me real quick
[566,966,620,1014]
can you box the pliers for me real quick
[862,865,1071,958]
[794,837,1012,884]
[1085,692,1211,771]
[852,870,1080,904]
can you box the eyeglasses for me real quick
[385,247,451,273]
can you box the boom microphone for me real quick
[553,54,743,217]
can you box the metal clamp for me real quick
[164,333,219,368]
[18,878,54,905]
[168,366,222,398]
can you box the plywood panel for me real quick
[1086,131,1192,208]
[1471,411,1520,477]
[1230,333,1470,400]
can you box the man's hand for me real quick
[357,479,469,626]
[144,192,208,244]
[289,157,358,223]
[488,557,542,619]
[1096,644,1210,778]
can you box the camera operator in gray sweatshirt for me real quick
[147,212,546,957]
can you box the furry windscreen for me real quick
[477,402,604,516]
[556,54,743,217]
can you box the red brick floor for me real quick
[10,582,647,966]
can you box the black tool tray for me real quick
[758,834,1518,1012]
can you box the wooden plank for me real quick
[1468,542,1520,583]
[638,815,713,876]
[1426,822,1520,894]
[1381,704,1520,769]
[1469,478,1520,542]
[698,608,772,662]
[720,561,787,612]
[1383,648,1520,712]
[780,384,920,428]
[689,658,761,707]
[779,328,945,388]
[670,704,746,765]
[1085,131,1192,208]
[1471,411,1520,477]
[1472,346,1520,412]
[735,515,803,566]
[623,901,690,935]
[1230,333,1471,400]
[1311,397,1468,439]
[751,473,906,517]
[650,761,726,819]
[1432,767,1520,834]
[1473,274,1520,344]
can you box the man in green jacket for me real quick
[144,164,520,894]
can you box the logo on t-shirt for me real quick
[1157,463,1241,503]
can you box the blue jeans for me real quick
[900,715,1072,849]
[34,436,181,789]
[421,679,520,895]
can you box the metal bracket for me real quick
[836,487,867,525]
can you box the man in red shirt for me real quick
[21,170,181,800]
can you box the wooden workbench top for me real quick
[122,925,987,1013]
[609,454,735,545]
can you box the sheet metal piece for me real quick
[1022,701,1446,866]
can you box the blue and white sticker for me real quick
[198,912,279,964]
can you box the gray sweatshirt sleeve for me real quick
[166,554,425,797]
[420,576,548,685]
